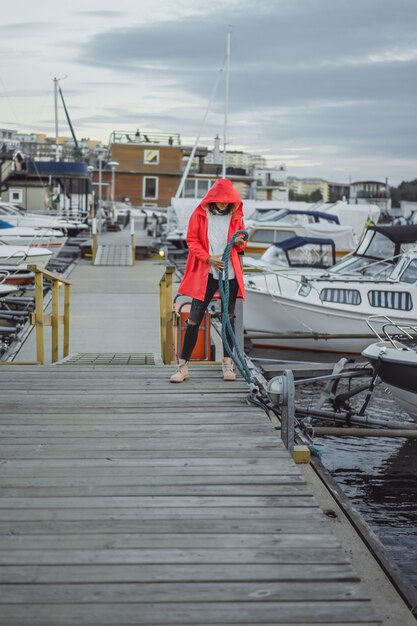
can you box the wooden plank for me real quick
[0,581,368,603]
[0,601,379,624]
[0,518,332,535]
[0,507,322,522]
[0,485,309,497]
[0,562,359,584]
[0,495,316,509]
[0,533,340,550]
[0,547,349,565]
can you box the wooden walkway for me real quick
[0,361,381,625]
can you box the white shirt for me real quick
[206,209,235,280]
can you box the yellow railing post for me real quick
[131,218,135,266]
[159,266,175,364]
[34,270,45,365]
[63,283,70,358]
[92,218,98,264]
[51,280,59,363]
[25,265,72,366]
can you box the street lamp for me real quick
[107,160,119,223]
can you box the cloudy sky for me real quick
[1,0,417,183]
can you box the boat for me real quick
[0,219,66,248]
[362,316,417,421]
[0,282,19,297]
[0,266,34,286]
[243,235,336,273]
[0,202,88,236]
[245,210,356,258]
[0,242,53,267]
[244,224,417,354]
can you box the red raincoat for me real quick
[178,178,247,301]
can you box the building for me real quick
[252,165,288,201]
[288,177,329,202]
[328,182,350,202]
[350,180,391,213]
[105,131,256,207]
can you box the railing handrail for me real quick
[27,264,72,285]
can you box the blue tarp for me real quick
[0,219,14,229]
[275,236,336,251]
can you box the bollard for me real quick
[281,369,295,454]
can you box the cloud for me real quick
[77,10,127,17]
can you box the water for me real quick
[252,347,417,595]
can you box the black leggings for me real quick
[181,274,239,360]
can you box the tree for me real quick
[310,189,323,202]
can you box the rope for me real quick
[218,230,257,387]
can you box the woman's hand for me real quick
[207,255,225,271]
[234,236,246,246]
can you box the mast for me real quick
[222,30,231,179]
[53,77,59,162]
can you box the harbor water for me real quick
[251,347,417,596]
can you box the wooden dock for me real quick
[0,361,381,625]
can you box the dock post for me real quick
[131,218,135,265]
[51,279,59,363]
[92,218,97,264]
[63,283,71,358]
[281,369,295,454]
[159,266,175,364]
[34,270,45,365]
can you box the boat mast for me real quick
[222,30,231,179]
[53,77,59,162]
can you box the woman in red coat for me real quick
[170,178,247,383]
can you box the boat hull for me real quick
[244,288,416,354]
[362,342,417,421]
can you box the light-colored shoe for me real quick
[222,358,236,381]
[170,360,189,383]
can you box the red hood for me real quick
[200,178,242,207]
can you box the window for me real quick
[143,177,158,200]
[400,260,417,284]
[9,188,23,204]
[144,150,159,165]
[368,290,412,311]
[250,229,274,243]
[320,288,362,305]
[274,230,296,243]
[197,180,210,198]
[184,180,195,198]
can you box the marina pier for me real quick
[0,249,413,625]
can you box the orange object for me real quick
[174,302,211,361]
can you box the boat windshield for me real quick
[355,230,395,259]
[252,209,287,222]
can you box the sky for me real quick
[1,0,417,184]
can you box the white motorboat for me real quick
[0,202,88,236]
[0,282,19,297]
[0,219,66,248]
[245,211,357,259]
[0,242,53,267]
[362,316,417,421]
[244,224,417,354]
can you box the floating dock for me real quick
[0,250,409,625]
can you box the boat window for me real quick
[320,288,362,305]
[361,231,395,259]
[400,259,417,284]
[250,229,274,243]
[274,230,296,243]
[368,290,412,311]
